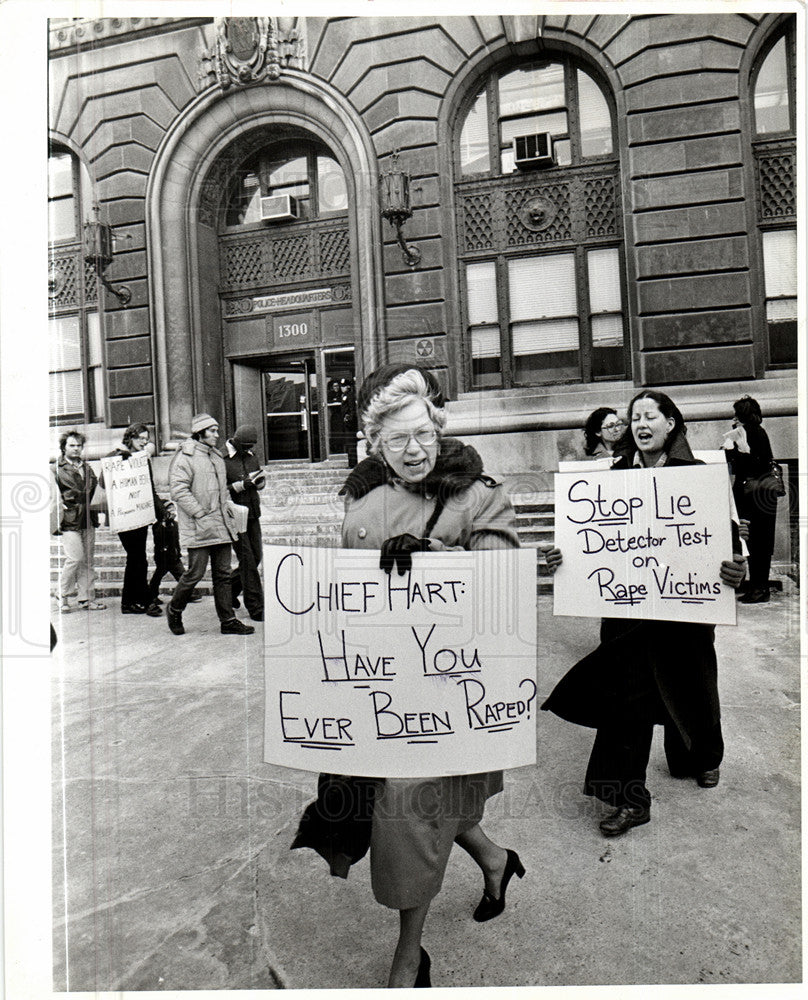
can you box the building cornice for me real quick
[48,17,213,56]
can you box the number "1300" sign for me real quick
[278,322,309,338]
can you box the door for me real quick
[262,356,320,461]
[322,347,357,461]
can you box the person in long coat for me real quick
[316,364,525,988]
[542,390,747,838]
[166,413,252,636]
[724,394,779,604]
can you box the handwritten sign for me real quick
[553,464,735,626]
[100,452,156,532]
[263,546,537,777]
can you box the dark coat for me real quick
[542,445,723,753]
[223,442,264,522]
[52,454,99,531]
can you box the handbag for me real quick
[743,460,786,499]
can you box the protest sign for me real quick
[264,546,537,777]
[553,464,736,626]
[99,451,156,532]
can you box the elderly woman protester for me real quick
[336,364,525,987]
[107,423,164,616]
[542,390,746,838]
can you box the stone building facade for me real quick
[48,14,798,493]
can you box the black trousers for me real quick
[584,686,724,810]
[119,525,149,606]
[231,518,263,616]
[147,555,185,604]
[738,492,777,589]
[170,544,234,622]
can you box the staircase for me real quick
[50,458,556,598]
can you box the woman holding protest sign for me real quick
[107,423,164,616]
[542,389,746,838]
[308,364,523,988]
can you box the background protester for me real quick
[724,395,780,604]
[107,423,164,616]
[316,364,523,988]
[583,407,625,458]
[167,414,252,637]
[224,424,266,622]
[52,430,106,612]
[542,390,746,838]
[145,501,201,610]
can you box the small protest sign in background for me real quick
[100,452,155,533]
[553,464,736,626]
[264,546,537,778]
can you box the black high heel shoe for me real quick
[414,947,431,988]
[473,849,525,922]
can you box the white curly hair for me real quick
[362,368,447,455]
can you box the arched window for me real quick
[454,55,627,389]
[223,139,347,228]
[751,18,797,368]
[48,146,104,423]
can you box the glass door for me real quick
[322,347,356,462]
[262,356,320,461]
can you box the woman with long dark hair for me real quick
[542,390,746,837]
[108,423,164,615]
[725,395,779,604]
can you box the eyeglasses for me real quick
[601,420,625,431]
[381,428,438,453]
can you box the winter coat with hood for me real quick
[169,438,238,549]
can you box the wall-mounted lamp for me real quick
[83,205,132,307]
[380,152,421,268]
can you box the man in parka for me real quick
[166,413,254,636]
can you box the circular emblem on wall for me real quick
[416,339,434,358]
[48,260,66,299]
[518,195,557,232]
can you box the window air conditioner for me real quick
[513,133,555,170]
[260,194,300,222]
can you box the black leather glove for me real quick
[379,534,431,576]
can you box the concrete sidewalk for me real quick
[51,585,801,991]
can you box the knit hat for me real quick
[356,363,445,416]
[233,424,258,447]
[190,413,218,435]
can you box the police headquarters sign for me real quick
[264,546,538,777]
[553,464,736,626]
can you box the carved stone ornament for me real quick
[199,17,307,91]
[48,259,67,299]
[518,195,558,233]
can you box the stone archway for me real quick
[146,72,383,445]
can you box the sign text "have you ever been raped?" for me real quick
[264,547,537,777]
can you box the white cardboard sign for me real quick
[263,546,537,777]
[100,452,156,533]
[553,464,736,626]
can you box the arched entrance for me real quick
[145,72,384,455]
[208,126,358,461]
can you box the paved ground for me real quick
[51,582,801,992]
